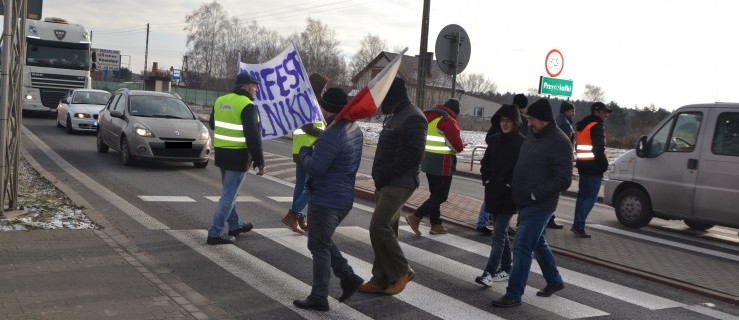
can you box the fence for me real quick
[92,81,226,107]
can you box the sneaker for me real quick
[429,224,447,235]
[474,271,493,287]
[227,222,254,236]
[405,214,422,236]
[491,270,510,282]
[206,234,235,245]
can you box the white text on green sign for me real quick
[539,76,573,97]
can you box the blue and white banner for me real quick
[238,43,323,140]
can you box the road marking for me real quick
[268,196,293,202]
[22,127,168,230]
[267,168,296,176]
[139,196,196,202]
[335,226,607,319]
[396,224,685,311]
[166,229,371,320]
[204,196,260,202]
[683,304,739,320]
[255,228,503,320]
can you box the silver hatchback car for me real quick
[96,89,211,168]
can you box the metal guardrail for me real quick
[469,145,486,171]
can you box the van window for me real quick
[667,112,702,152]
[712,112,739,156]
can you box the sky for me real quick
[40,0,739,111]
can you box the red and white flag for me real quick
[335,47,408,122]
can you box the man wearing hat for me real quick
[292,87,365,311]
[406,98,465,235]
[492,98,572,307]
[206,73,266,245]
[571,102,612,238]
[282,73,329,235]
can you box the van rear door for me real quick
[693,109,739,228]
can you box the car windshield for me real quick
[128,95,195,119]
[72,91,111,105]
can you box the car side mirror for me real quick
[110,110,123,118]
[635,135,648,158]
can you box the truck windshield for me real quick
[26,38,90,70]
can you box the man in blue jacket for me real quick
[292,88,364,312]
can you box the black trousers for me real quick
[414,173,453,225]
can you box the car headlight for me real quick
[74,113,91,118]
[198,124,210,140]
[134,123,154,137]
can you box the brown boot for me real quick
[384,268,415,295]
[281,211,304,235]
[405,214,422,236]
[357,280,387,294]
[429,224,447,235]
[298,219,308,232]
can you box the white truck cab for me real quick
[604,103,739,231]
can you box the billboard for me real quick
[91,48,121,71]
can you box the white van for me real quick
[604,103,739,230]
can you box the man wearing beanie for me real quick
[293,87,365,311]
[283,73,329,234]
[571,102,612,238]
[362,77,427,296]
[406,98,465,236]
[492,98,572,307]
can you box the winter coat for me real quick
[372,98,428,190]
[555,112,575,144]
[421,105,464,176]
[575,114,609,176]
[299,119,363,210]
[208,87,264,171]
[480,104,525,214]
[512,121,573,211]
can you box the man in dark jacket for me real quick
[360,77,427,296]
[206,73,266,245]
[406,98,464,235]
[571,102,611,238]
[475,104,525,286]
[546,100,577,230]
[292,88,365,311]
[492,98,572,307]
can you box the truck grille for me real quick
[30,73,86,108]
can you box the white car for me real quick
[56,89,112,133]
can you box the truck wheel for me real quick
[684,220,714,231]
[615,187,653,228]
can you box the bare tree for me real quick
[349,34,387,78]
[457,73,498,95]
[290,18,348,86]
[583,83,605,102]
[184,1,228,78]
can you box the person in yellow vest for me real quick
[282,73,329,234]
[405,98,465,235]
[206,73,266,245]
[571,102,612,238]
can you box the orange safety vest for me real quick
[576,122,606,160]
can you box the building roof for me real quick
[351,51,464,92]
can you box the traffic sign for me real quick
[545,49,564,78]
[172,69,182,81]
[435,24,471,75]
[539,76,573,97]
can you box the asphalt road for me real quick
[18,114,739,320]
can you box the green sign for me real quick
[539,76,573,97]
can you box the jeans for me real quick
[306,204,355,301]
[573,174,603,230]
[290,164,309,221]
[207,168,246,238]
[369,185,415,285]
[476,202,490,229]
[484,212,513,274]
[414,174,452,225]
[504,206,563,301]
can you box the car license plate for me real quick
[165,142,192,149]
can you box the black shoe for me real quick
[570,227,591,238]
[477,226,493,235]
[338,274,364,302]
[536,283,565,297]
[491,296,521,307]
[547,220,564,229]
[228,222,254,236]
[206,235,235,245]
[293,298,329,311]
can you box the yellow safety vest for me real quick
[213,93,253,149]
[425,117,454,155]
[292,121,326,154]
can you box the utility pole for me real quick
[416,0,430,109]
[143,23,149,79]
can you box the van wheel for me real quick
[615,187,653,228]
[684,220,714,231]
